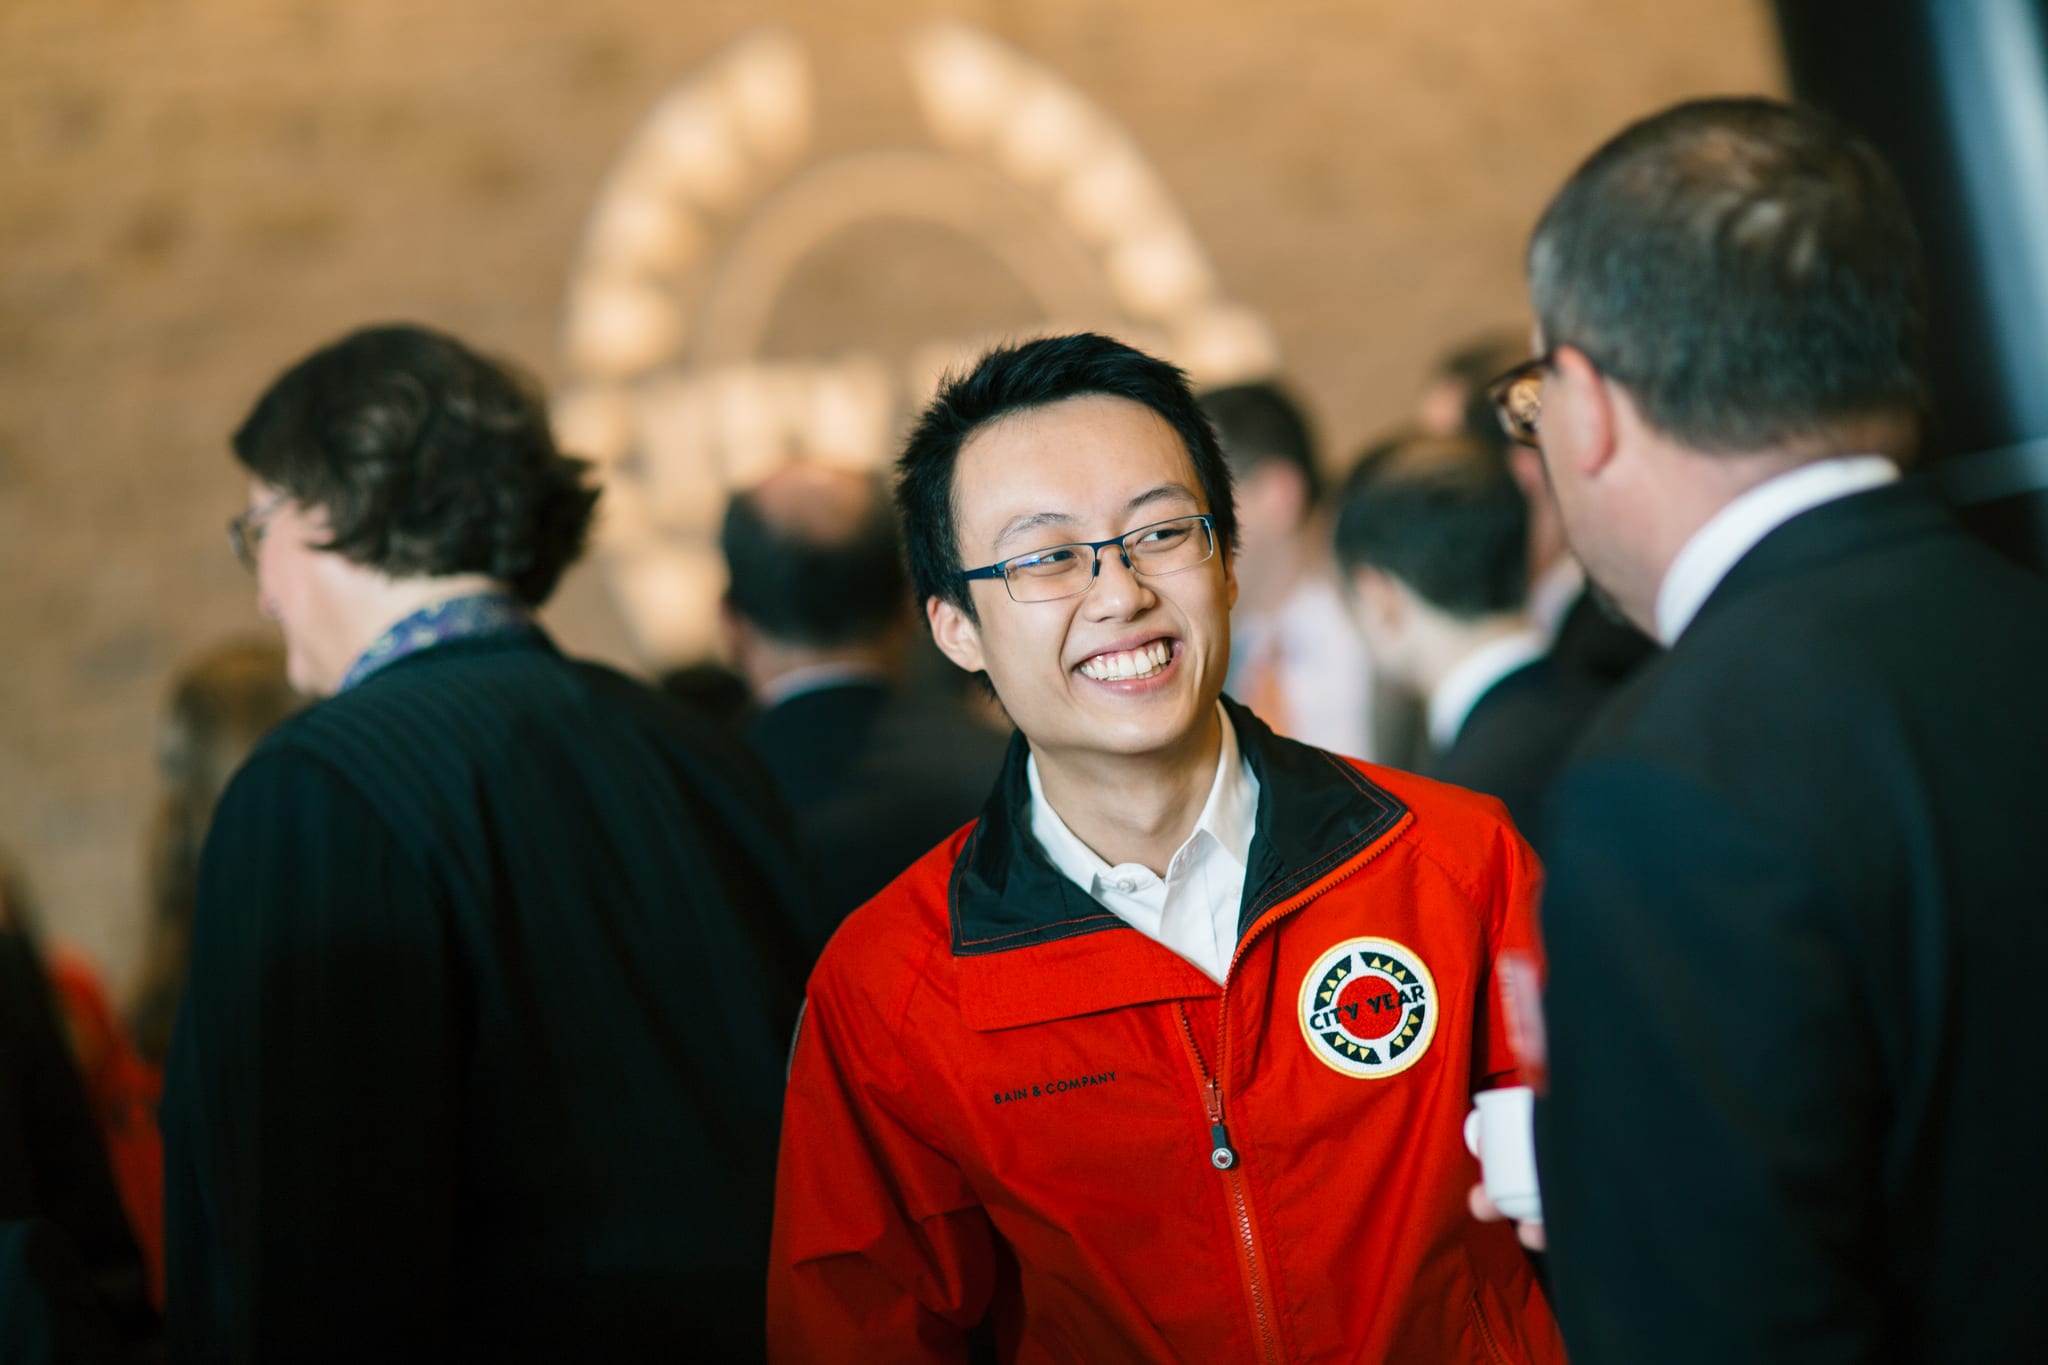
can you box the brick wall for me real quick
[0,0,1781,992]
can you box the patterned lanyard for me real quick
[336,592,540,694]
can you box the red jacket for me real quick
[770,703,1564,1363]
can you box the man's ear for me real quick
[1506,443,1550,506]
[1550,344,1618,479]
[927,594,987,675]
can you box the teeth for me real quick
[1079,640,1173,681]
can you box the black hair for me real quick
[1197,381,1322,505]
[1529,97,1927,452]
[1331,430,1529,619]
[231,323,600,606]
[894,332,1237,621]
[720,474,908,647]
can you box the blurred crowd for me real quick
[4,93,2045,1365]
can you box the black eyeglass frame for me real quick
[227,491,290,573]
[957,512,1219,604]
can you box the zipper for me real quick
[1468,1291,1511,1365]
[1176,1007,1238,1171]
[1174,818,1410,1365]
[1175,1002,1280,1365]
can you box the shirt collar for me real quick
[1026,700,1258,892]
[1655,455,1900,645]
[757,661,890,708]
[337,591,538,693]
[1427,628,1549,749]
[947,697,1410,963]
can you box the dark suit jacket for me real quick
[1550,585,1659,684]
[163,634,813,1363]
[1535,480,2048,1363]
[748,679,1009,951]
[1429,656,1611,840]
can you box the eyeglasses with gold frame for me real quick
[227,492,289,573]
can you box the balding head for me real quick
[747,463,880,547]
[720,462,909,648]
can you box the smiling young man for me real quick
[767,334,1565,1363]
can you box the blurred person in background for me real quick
[54,638,305,1308]
[1422,330,1657,684]
[1,852,159,1362]
[162,323,813,1363]
[1200,381,1380,761]
[1494,97,2048,1361]
[1332,429,1609,837]
[770,334,1563,1363]
[30,946,161,1314]
[129,639,303,1071]
[720,462,1009,952]
[0,648,300,1322]
[654,657,755,734]
[6,811,169,1311]
[1418,331,1530,447]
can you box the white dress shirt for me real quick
[1026,702,1259,985]
[1427,628,1550,751]
[1655,456,1900,645]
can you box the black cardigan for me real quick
[163,633,812,1363]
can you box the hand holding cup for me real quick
[1464,1085,1543,1245]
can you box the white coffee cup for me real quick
[1463,1085,1543,1225]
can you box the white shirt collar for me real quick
[1427,628,1549,750]
[1026,701,1259,984]
[757,661,890,708]
[1655,456,1900,645]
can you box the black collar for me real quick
[948,696,1408,957]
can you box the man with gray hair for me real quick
[1489,98,2048,1361]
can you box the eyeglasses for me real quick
[227,492,288,573]
[959,513,1218,604]
[1484,351,1554,448]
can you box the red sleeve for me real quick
[1474,820,1548,1094]
[768,947,996,1364]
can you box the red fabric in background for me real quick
[45,948,166,1308]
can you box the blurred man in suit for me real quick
[1200,382,1380,761]
[1420,330,1659,685]
[1332,430,1607,836]
[1488,97,2048,1362]
[720,463,1009,949]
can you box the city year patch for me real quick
[1298,937,1438,1078]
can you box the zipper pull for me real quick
[1205,1078,1238,1170]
